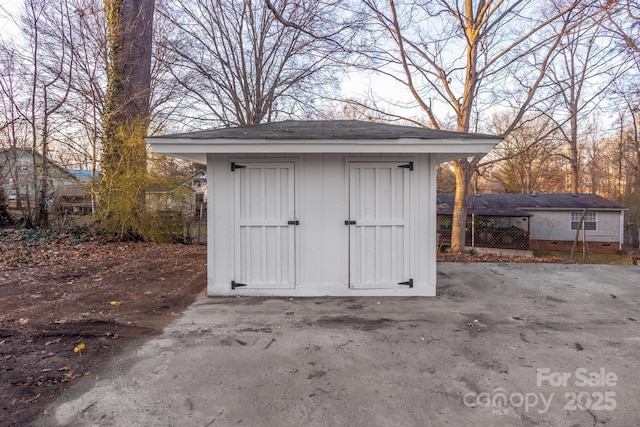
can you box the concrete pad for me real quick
[34,263,640,426]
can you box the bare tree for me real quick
[50,0,187,214]
[0,0,75,227]
[544,2,629,194]
[44,0,110,214]
[350,0,582,252]
[614,87,640,239]
[489,112,564,193]
[64,1,107,181]
[156,0,343,127]
[602,0,640,65]
[25,0,75,227]
[0,43,30,220]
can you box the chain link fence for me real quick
[438,209,627,258]
[183,202,207,245]
[437,214,531,254]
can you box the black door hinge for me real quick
[231,281,247,289]
[398,279,413,288]
[287,220,300,225]
[345,220,357,225]
[231,162,246,171]
[398,162,414,171]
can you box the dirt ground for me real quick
[0,230,207,427]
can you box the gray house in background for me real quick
[437,193,627,253]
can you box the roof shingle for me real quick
[437,193,626,217]
[148,120,498,141]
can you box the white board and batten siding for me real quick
[207,153,438,296]
[348,162,411,289]
[233,162,296,289]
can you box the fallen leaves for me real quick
[438,252,566,263]
[73,343,86,355]
[0,232,207,427]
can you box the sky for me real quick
[0,2,20,37]
[0,0,412,123]
[0,0,625,137]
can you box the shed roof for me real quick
[437,193,626,217]
[146,120,501,164]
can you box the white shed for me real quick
[147,120,500,296]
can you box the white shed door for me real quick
[233,162,296,289]
[348,162,411,289]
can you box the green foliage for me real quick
[97,118,146,240]
[141,211,186,244]
[96,119,188,242]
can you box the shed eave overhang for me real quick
[146,137,498,160]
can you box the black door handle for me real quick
[288,220,300,225]
[345,220,356,225]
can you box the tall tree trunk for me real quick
[451,159,475,253]
[36,130,49,227]
[36,87,51,228]
[569,103,579,193]
[101,0,154,238]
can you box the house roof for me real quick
[146,120,501,164]
[68,169,98,182]
[437,193,626,217]
[437,194,534,217]
[1,148,80,184]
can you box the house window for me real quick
[18,159,30,171]
[571,211,596,231]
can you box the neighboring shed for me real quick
[438,193,626,253]
[57,169,97,215]
[145,182,195,216]
[147,120,500,296]
[145,170,207,216]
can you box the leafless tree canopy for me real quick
[340,0,587,251]
[0,0,639,242]
[156,0,345,127]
